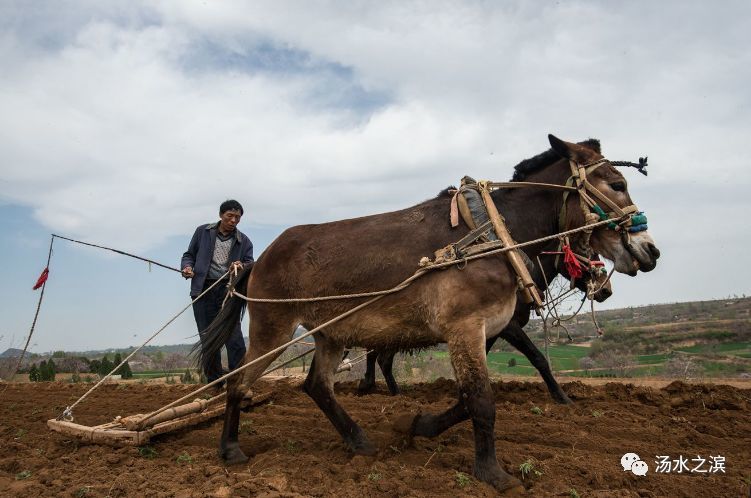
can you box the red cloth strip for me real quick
[562,245,583,280]
[32,267,49,290]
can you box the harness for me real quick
[440,156,649,310]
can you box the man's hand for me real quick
[182,266,194,279]
[230,261,243,275]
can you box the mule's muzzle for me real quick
[594,286,612,303]
[632,242,660,273]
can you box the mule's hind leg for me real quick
[304,336,376,455]
[219,314,298,464]
[357,350,378,394]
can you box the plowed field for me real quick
[1,378,750,497]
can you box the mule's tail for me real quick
[192,264,253,377]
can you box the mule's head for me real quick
[549,134,660,276]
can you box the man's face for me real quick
[218,209,242,233]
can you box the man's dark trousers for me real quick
[193,280,246,384]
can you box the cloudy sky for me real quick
[1,1,749,353]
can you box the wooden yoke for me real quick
[477,181,544,309]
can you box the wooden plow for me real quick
[47,391,272,447]
[45,342,368,447]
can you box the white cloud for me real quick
[1,0,749,271]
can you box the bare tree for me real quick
[597,350,636,377]
[663,355,703,380]
[578,356,596,376]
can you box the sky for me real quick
[1,1,749,353]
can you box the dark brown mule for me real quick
[200,135,660,494]
[357,252,613,403]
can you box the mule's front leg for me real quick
[449,328,525,495]
[377,351,400,395]
[500,323,572,405]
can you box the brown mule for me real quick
[200,134,659,494]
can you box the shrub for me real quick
[28,364,40,382]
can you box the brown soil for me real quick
[1,378,750,497]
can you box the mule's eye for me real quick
[610,181,626,192]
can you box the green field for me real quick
[475,341,751,378]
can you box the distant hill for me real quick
[0,348,25,358]
[19,298,751,368]
[523,296,750,347]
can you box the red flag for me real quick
[32,267,49,290]
[562,245,583,280]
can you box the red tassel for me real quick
[32,267,49,290]
[562,245,583,280]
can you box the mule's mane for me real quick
[511,139,600,181]
[436,186,456,198]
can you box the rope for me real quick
[263,347,315,376]
[8,235,55,381]
[52,234,183,273]
[234,217,619,305]
[234,279,416,303]
[336,350,371,373]
[133,278,420,429]
[57,271,231,421]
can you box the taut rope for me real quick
[58,273,231,421]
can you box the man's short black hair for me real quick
[220,199,244,215]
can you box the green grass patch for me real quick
[676,341,751,354]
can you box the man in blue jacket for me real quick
[181,199,254,389]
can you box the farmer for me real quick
[181,199,254,390]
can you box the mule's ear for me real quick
[548,134,572,159]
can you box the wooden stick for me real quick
[478,182,543,308]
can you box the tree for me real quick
[120,361,133,379]
[596,350,635,377]
[88,359,101,375]
[180,369,195,383]
[507,357,517,368]
[47,358,56,381]
[52,350,66,358]
[28,364,40,382]
[163,353,182,383]
[39,360,49,381]
[579,356,596,376]
[99,355,114,377]
[113,353,123,374]
[664,356,703,380]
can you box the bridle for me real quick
[561,158,648,234]
[557,157,650,271]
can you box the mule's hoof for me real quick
[393,413,419,436]
[475,466,525,495]
[220,443,249,466]
[499,484,526,496]
[350,440,378,456]
[552,391,573,405]
[357,381,376,395]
